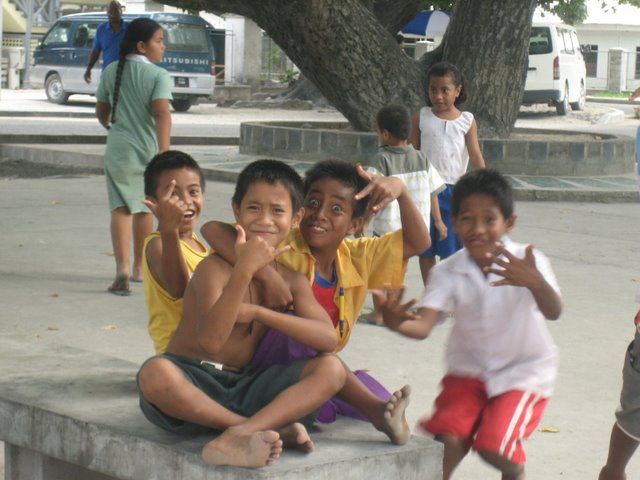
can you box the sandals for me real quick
[108,275,131,296]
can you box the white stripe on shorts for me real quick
[507,392,541,460]
[499,391,533,457]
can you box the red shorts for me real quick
[419,375,548,464]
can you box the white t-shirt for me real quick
[419,107,474,185]
[416,236,560,397]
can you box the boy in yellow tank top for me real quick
[142,151,209,354]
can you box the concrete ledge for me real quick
[239,122,635,176]
[0,144,105,169]
[213,84,253,105]
[0,335,442,480]
[0,135,238,145]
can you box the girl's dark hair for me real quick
[425,61,467,107]
[111,17,162,124]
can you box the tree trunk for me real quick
[440,0,537,137]
[161,0,536,137]
[162,0,423,131]
[281,74,332,108]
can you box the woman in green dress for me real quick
[96,17,172,295]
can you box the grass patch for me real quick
[588,90,634,99]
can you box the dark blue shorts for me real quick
[419,184,462,259]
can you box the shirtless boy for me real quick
[136,160,408,468]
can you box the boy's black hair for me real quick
[232,159,304,212]
[376,104,411,141]
[144,150,204,197]
[452,169,514,219]
[425,61,467,107]
[304,159,369,218]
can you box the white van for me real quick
[523,22,586,115]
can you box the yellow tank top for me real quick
[142,231,209,354]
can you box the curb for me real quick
[0,110,95,118]
[198,165,639,203]
[1,144,636,203]
[0,135,238,145]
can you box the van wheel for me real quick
[571,81,586,111]
[171,99,192,112]
[45,73,69,105]
[556,84,569,116]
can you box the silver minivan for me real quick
[523,22,587,115]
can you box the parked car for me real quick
[523,21,587,115]
[30,12,216,111]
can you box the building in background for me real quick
[574,0,640,92]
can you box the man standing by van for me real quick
[84,1,127,84]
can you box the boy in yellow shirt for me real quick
[141,151,209,354]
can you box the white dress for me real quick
[419,107,474,185]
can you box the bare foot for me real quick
[380,385,411,445]
[131,266,143,282]
[201,427,283,467]
[279,422,314,453]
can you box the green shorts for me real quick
[137,353,310,434]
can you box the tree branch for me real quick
[370,0,424,33]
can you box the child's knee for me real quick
[477,449,524,475]
[138,358,183,400]
[436,433,468,450]
[306,354,346,392]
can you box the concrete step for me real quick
[0,143,637,202]
[0,334,442,480]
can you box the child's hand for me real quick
[434,218,448,241]
[484,243,545,290]
[258,267,293,311]
[234,225,291,276]
[142,179,185,233]
[355,165,406,220]
[370,286,420,331]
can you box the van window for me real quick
[43,21,72,46]
[529,27,552,55]
[559,29,575,54]
[161,23,210,53]
[72,22,100,48]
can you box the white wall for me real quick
[576,24,640,90]
[222,14,261,87]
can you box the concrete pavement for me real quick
[1,171,640,479]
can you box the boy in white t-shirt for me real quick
[373,169,562,480]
